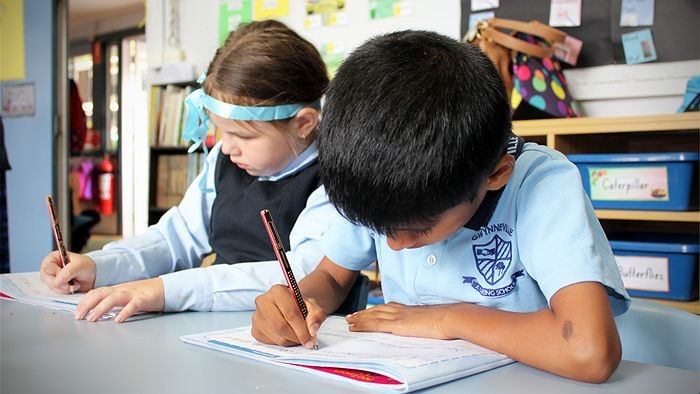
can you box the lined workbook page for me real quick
[0,271,84,312]
[0,272,138,320]
[181,315,513,392]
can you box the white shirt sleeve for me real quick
[160,185,336,311]
[86,142,221,287]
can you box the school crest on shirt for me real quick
[463,234,524,297]
[473,234,511,285]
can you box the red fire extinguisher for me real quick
[98,153,115,215]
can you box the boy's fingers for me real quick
[251,305,301,346]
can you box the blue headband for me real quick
[182,77,320,192]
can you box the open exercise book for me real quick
[181,315,514,393]
[0,272,123,320]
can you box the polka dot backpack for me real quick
[510,32,580,119]
[464,18,581,120]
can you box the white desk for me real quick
[1,300,698,393]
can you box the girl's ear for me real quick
[293,108,319,139]
[485,154,515,191]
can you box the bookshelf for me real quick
[513,113,700,314]
[147,146,207,225]
[147,81,200,225]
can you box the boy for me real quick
[251,30,630,383]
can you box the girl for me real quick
[39,20,337,322]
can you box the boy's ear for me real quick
[485,154,515,191]
[292,108,319,139]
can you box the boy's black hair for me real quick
[318,29,512,235]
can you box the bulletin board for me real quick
[460,0,700,68]
[147,0,462,79]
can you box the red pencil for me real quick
[46,195,75,294]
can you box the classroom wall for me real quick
[146,0,698,118]
[146,0,461,82]
[1,0,56,272]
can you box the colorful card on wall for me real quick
[549,0,582,27]
[621,28,658,64]
[319,41,346,78]
[218,0,253,45]
[253,0,289,20]
[369,0,414,20]
[471,0,499,12]
[304,0,348,29]
[620,0,655,27]
[468,11,495,31]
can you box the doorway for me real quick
[67,29,147,252]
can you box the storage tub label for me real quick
[615,255,670,292]
[588,166,669,201]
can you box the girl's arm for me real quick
[85,142,221,287]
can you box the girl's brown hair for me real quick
[204,20,329,107]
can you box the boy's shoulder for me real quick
[520,142,566,161]
[514,142,576,175]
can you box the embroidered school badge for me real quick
[462,235,523,298]
[472,234,512,285]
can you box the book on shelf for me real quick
[181,315,513,393]
[149,83,193,147]
[154,152,205,209]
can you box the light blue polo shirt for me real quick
[321,143,630,315]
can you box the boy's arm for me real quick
[251,256,358,349]
[346,281,621,383]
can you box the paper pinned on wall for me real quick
[219,0,253,45]
[253,0,289,20]
[621,28,658,64]
[369,0,414,20]
[1,82,35,117]
[304,0,348,28]
[0,0,26,81]
[549,0,582,27]
[471,0,499,12]
[620,0,655,27]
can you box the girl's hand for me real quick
[39,251,96,294]
[251,284,326,349]
[75,278,165,323]
[345,302,453,340]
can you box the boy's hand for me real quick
[346,302,452,340]
[251,284,326,349]
[75,278,165,323]
[39,251,96,294]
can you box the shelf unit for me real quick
[147,146,189,225]
[513,112,700,314]
[146,81,203,226]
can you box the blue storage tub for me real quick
[568,152,698,211]
[610,234,699,301]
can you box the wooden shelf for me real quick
[513,112,700,136]
[512,113,700,315]
[595,210,700,222]
[644,298,700,315]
